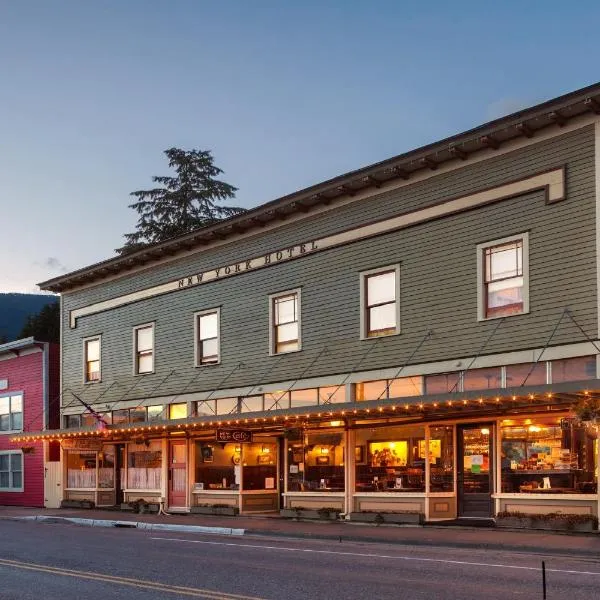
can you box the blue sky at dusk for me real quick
[1,1,599,292]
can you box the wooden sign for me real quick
[61,438,103,452]
[216,429,252,443]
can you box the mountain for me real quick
[0,293,59,342]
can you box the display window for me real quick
[287,431,345,492]
[355,425,425,492]
[429,426,454,492]
[98,446,115,488]
[126,441,162,489]
[501,416,597,494]
[195,442,240,490]
[242,442,277,491]
[66,451,96,488]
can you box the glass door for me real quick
[457,424,494,518]
[168,440,187,508]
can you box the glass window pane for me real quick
[10,453,22,471]
[356,380,388,401]
[430,425,454,492]
[217,397,239,415]
[11,470,22,489]
[487,242,522,281]
[81,413,97,427]
[275,295,297,325]
[241,396,263,413]
[0,472,9,487]
[487,277,523,314]
[0,415,9,431]
[67,451,97,488]
[290,389,318,408]
[169,403,187,420]
[112,409,129,424]
[130,408,146,423]
[505,362,547,387]
[368,303,396,333]
[136,326,153,352]
[0,454,9,470]
[276,340,299,353]
[424,373,461,395]
[367,271,396,306]
[0,397,9,415]
[388,377,423,398]
[552,356,596,383]
[200,338,219,361]
[66,415,81,428]
[463,368,503,391]
[319,386,345,404]
[138,352,153,373]
[199,312,218,340]
[264,392,289,410]
[195,400,216,416]
[276,322,298,343]
[11,412,23,431]
[147,405,165,421]
[86,339,100,361]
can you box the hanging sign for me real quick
[215,429,253,443]
[61,438,104,451]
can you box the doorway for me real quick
[115,444,126,506]
[168,440,187,508]
[457,424,494,518]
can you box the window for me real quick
[195,309,220,365]
[478,233,529,320]
[169,403,188,420]
[356,378,422,401]
[0,451,23,491]
[269,290,301,354]
[127,441,162,489]
[462,367,502,391]
[290,389,318,408]
[360,265,400,338]
[241,396,264,413]
[67,451,96,488]
[65,415,81,429]
[83,337,101,382]
[195,400,216,416]
[147,405,166,421]
[133,323,154,374]
[552,356,596,383]
[216,397,239,415]
[130,407,147,423]
[264,392,289,410]
[429,426,454,492]
[0,394,23,432]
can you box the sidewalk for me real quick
[2,505,600,557]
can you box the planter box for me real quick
[61,499,95,510]
[280,509,340,521]
[349,512,423,525]
[121,502,159,514]
[191,506,239,516]
[496,516,597,533]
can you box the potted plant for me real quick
[496,511,598,532]
[349,510,423,525]
[191,503,239,516]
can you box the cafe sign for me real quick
[216,429,253,443]
[61,438,104,452]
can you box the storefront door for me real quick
[457,424,494,518]
[168,440,187,508]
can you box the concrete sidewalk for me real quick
[2,505,600,557]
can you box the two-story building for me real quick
[1,337,60,507]
[14,82,600,524]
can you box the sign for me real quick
[61,438,103,452]
[216,429,253,443]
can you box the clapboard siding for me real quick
[61,126,597,407]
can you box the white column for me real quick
[344,425,356,518]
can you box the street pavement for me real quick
[1,518,600,599]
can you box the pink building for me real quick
[0,338,59,507]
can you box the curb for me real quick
[8,515,245,536]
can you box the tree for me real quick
[19,302,59,344]
[116,148,245,255]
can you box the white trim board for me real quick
[69,167,566,328]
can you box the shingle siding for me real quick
[61,125,597,408]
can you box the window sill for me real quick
[0,430,23,436]
[478,310,529,322]
[269,348,302,357]
[360,330,401,341]
[84,380,102,385]
[133,371,155,377]
[0,488,24,493]
[195,361,221,368]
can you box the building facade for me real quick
[16,83,600,523]
[1,338,59,507]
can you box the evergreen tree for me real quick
[19,302,59,343]
[117,148,244,255]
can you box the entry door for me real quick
[44,462,62,509]
[457,424,494,518]
[168,441,187,508]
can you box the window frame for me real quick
[268,288,302,356]
[132,322,155,375]
[194,307,221,367]
[0,393,24,434]
[0,449,24,492]
[477,233,529,321]
[359,264,401,340]
[83,335,102,384]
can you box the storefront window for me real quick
[98,446,115,488]
[113,409,129,425]
[216,398,239,415]
[195,442,239,490]
[147,405,166,421]
[241,396,264,413]
[169,403,188,419]
[424,373,460,395]
[505,362,547,387]
[242,441,277,491]
[287,431,345,492]
[319,386,346,404]
[429,426,454,492]
[265,392,289,410]
[130,407,147,423]
[67,451,96,488]
[291,389,318,408]
[355,425,425,492]
[356,380,388,401]
[462,368,502,391]
[127,441,162,489]
[195,400,216,416]
[501,416,597,494]
[388,377,423,398]
[552,356,596,383]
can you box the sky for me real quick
[1,1,599,293]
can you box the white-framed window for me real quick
[133,323,154,374]
[0,394,23,432]
[269,289,301,355]
[195,308,220,366]
[477,233,529,321]
[0,450,23,491]
[360,265,401,339]
[83,336,101,383]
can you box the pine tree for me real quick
[116,148,244,255]
[19,302,60,343]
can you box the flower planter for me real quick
[496,513,598,533]
[61,499,95,510]
[349,512,423,525]
[191,506,239,516]
[280,508,340,520]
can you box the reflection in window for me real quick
[242,442,277,491]
[0,394,23,431]
[424,373,461,395]
[462,367,502,391]
[147,405,165,421]
[84,337,101,382]
[363,268,398,337]
[197,310,219,365]
[0,452,23,490]
[195,400,216,417]
[271,292,300,353]
[264,392,289,410]
[552,356,596,383]
[429,426,454,492]
[241,396,263,413]
[319,386,346,404]
[134,324,154,374]
[169,403,188,420]
[483,239,524,318]
[216,397,239,415]
[505,362,547,387]
[290,389,318,408]
[195,442,239,490]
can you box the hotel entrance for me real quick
[457,424,494,518]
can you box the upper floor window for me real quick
[133,323,154,374]
[477,233,529,320]
[0,394,23,432]
[83,336,101,383]
[360,265,400,338]
[269,289,301,354]
[0,451,23,491]
[195,309,220,365]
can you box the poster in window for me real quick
[201,446,214,463]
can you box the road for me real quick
[1,520,599,599]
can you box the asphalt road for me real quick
[1,520,599,599]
